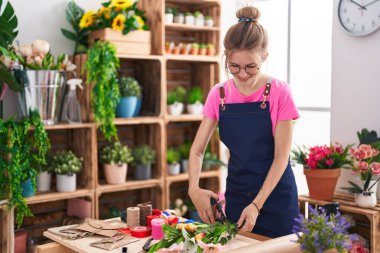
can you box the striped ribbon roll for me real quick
[127,207,140,229]
[137,203,152,226]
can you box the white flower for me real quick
[32,40,50,55]
[19,44,33,57]
[34,56,43,66]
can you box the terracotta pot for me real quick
[104,163,127,184]
[14,229,28,253]
[304,168,341,200]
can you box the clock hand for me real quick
[363,0,379,7]
[350,0,367,9]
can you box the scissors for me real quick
[210,198,246,229]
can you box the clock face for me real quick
[338,0,380,36]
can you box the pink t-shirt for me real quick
[203,78,299,135]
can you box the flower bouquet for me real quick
[148,221,238,253]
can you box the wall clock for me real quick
[338,0,380,36]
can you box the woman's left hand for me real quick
[237,203,259,232]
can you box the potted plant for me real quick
[185,12,195,25]
[194,11,204,26]
[36,157,53,192]
[190,43,199,55]
[204,16,214,27]
[174,12,185,24]
[293,206,355,253]
[116,76,142,118]
[132,144,156,180]
[165,8,175,24]
[0,110,50,227]
[100,142,133,184]
[180,43,189,55]
[172,43,180,55]
[51,151,83,192]
[203,151,226,171]
[206,43,216,56]
[199,43,207,55]
[167,148,181,175]
[79,1,151,55]
[341,144,380,208]
[165,41,175,54]
[85,41,120,141]
[186,87,204,115]
[167,86,186,116]
[179,142,191,173]
[292,142,352,200]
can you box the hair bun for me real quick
[236,6,260,21]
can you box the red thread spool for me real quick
[147,215,160,227]
[131,226,151,238]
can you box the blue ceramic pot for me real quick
[133,96,142,116]
[116,96,138,118]
[21,179,35,197]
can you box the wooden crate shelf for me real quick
[166,169,220,182]
[299,193,380,253]
[166,54,220,62]
[96,179,162,194]
[114,116,163,125]
[42,123,95,130]
[166,114,203,122]
[25,190,94,205]
[166,23,220,32]
[117,54,163,61]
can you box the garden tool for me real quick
[210,198,246,229]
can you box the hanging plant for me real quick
[0,110,50,227]
[85,40,120,141]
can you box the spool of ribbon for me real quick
[131,226,152,238]
[151,218,166,240]
[127,207,140,229]
[137,203,152,226]
[147,214,160,227]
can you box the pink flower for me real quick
[156,243,184,253]
[355,161,369,172]
[197,240,223,253]
[326,158,334,167]
[372,149,379,157]
[358,144,373,159]
[370,162,380,175]
[350,148,366,161]
[349,241,369,253]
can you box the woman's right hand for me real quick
[189,186,219,224]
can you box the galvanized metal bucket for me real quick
[14,70,66,125]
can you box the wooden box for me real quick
[88,28,151,55]
[299,193,380,253]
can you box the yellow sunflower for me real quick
[133,15,145,30]
[110,0,133,10]
[79,11,95,29]
[112,14,126,31]
[98,7,111,19]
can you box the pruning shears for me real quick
[210,198,246,229]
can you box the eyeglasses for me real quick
[226,64,260,75]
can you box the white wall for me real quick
[331,0,380,197]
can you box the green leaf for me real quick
[61,28,77,41]
[0,65,21,92]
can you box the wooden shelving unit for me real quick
[1,1,221,252]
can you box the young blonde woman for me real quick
[188,6,299,238]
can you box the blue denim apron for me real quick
[218,80,298,238]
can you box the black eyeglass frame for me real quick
[226,63,260,75]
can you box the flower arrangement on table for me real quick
[292,142,352,170]
[148,220,238,253]
[341,144,380,194]
[293,206,356,253]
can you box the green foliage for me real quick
[100,142,133,165]
[0,0,18,49]
[179,142,191,160]
[187,87,204,104]
[119,77,141,97]
[167,86,186,105]
[85,41,120,141]
[50,151,83,175]
[194,11,203,17]
[0,110,50,227]
[203,151,226,170]
[167,148,180,164]
[61,0,89,54]
[132,144,156,166]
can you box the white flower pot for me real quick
[205,19,214,27]
[168,163,180,175]
[195,17,204,26]
[181,159,189,173]
[168,102,184,116]
[165,13,174,24]
[57,174,77,192]
[37,171,51,192]
[186,102,204,115]
[185,16,195,25]
[104,164,127,184]
[174,15,184,24]
[355,191,377,208]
